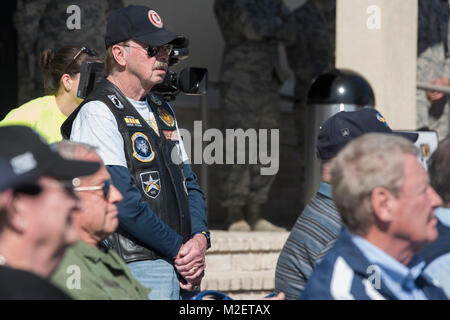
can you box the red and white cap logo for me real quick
[148,10,163,28]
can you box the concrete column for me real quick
[336,0,418,129]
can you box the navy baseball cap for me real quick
[316,108,419,160]
[105,5,186,48]
[0,126,100,192]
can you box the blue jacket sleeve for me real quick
[107,165,183,259]
[164,102,209,239]
[182,162,209,238]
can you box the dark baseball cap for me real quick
[105,5,186,48]
[0,157,35,193]
[0,126,100,192]
[316,108,419,160]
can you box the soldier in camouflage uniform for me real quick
[214,0,292,231]
[285,0,335,208]
[14,0,123,105]
[416,0,450,140]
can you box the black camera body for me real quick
[77,38,207,101]
[151,67,208,101]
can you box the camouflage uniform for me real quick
[416,0,450,140]
[214,0,291,229]
[14,0,123,105]
[285,0,335,207]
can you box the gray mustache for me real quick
[153,62,168,71]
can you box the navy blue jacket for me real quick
[300,228,448,300]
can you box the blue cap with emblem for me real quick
[316,108,419,160]
[105,5,187,48]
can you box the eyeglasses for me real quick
[63,46,98,73]
[73,180,111,200]
[121,44,172,57]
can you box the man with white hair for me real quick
[51,141,150,299]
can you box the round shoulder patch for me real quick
[148,10,163,28]
[131,132,155,162]
[158,107,175,127]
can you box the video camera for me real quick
[77,37,208,101]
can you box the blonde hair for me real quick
[105,42,129,75]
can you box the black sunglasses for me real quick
[121,44,172,57]
[13,179,80,199]
[63,46,98,73]
[73,180,111,200]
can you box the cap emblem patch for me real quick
[341,128,350,137]
[148,10,163,28]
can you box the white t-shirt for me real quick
[70,97,189,167]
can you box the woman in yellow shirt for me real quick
[1,46,100,143]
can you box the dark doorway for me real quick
[0,1,18,120]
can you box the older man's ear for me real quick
[371,187,397,225]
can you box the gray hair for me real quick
[330,133,419,236]
[53,140,98,161]
[53,141,100,187]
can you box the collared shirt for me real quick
[422,206,450,297]
[351,235,428,300]
[51,241,150,300]
[435,206,450,228]
[318,181,332,198]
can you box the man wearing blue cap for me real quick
[275,108,418,299]
[61,6,209,299]
[0,126,99,299]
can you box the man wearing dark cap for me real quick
[0,126,99,299]
[274,108,418,299]
[61,6,209,299]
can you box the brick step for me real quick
[206,251,282,272]
[208,230,289,253]
[201,271,275,292]
[201,230,289,299]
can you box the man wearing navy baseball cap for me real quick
[104,5,187,48]
[316,108,418,160]
[0,125,99,299]
[275,108,419,300]
[61,5,209,299]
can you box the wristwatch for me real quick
[201,231,211,250]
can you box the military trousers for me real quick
[218,78,280,207]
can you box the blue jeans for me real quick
[128,259,180,300]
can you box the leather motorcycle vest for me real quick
[61,79,191,263]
